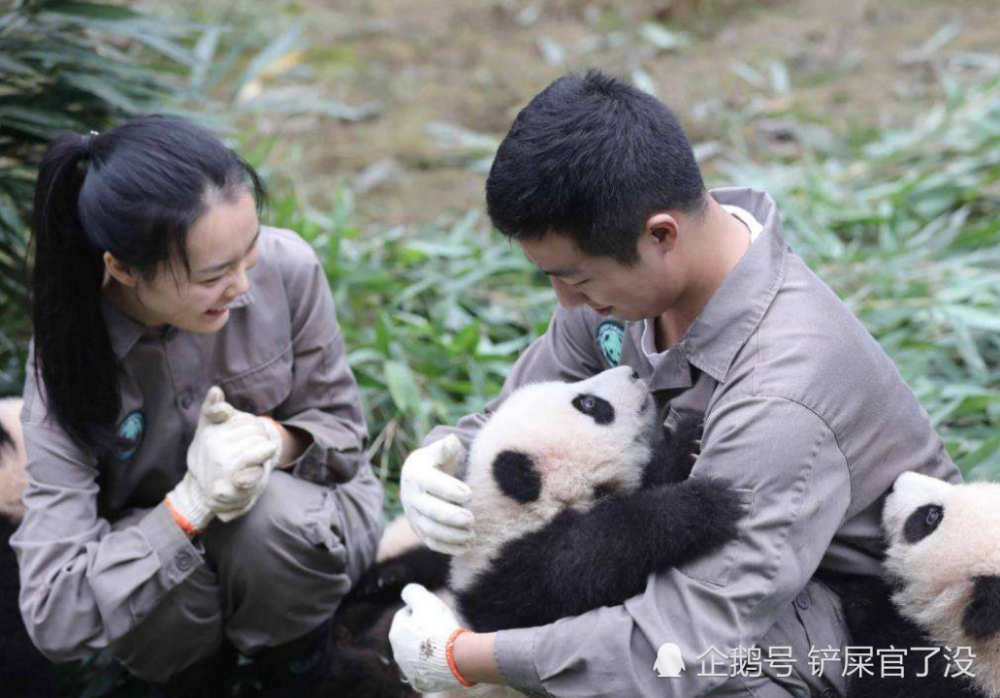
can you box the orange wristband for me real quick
[165,497,199,537]
[445,627,476,688]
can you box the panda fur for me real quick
[448,365,743,635]
[843,472,1000,698]
[0,398,58,697]
[333,366,743,698]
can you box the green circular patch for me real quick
[114,410,145,462]
[596,320,624,367]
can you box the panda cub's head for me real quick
[882,472,1000,693]
[464,366,656,536]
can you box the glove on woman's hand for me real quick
[167,387,279,533]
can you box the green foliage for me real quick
[261,67,1000,490]
[716,70,1000,479]
[266,188,554,507]
[0,0,220,393]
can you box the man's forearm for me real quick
[454,631,504,685]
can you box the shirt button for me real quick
[176,551,193,571]
[796,592,812,610]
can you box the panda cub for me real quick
[448,365,744,633]
[0,398,57,697]
[844,472,1000,698]
[330,366,744,698]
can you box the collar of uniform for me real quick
[678,186,789,383]
[100,288,256,360]
[100,298,147,360]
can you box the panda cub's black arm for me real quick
[457,478,745,633]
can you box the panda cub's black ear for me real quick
[962,576,1000,641]
[493,450,542,504]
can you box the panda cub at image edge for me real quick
[0,398,58,697]
[843,471,1000,698]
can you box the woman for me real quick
[11,116,384,695]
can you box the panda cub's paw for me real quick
[669,409,705,459]
[646,408,705,486]
[350,547,451,605]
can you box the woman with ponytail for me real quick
[11,116,383,696]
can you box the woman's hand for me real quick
[166,387,280,534]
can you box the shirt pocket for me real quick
[677,486,755,587]
[218,341,294,416]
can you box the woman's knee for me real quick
[110,566,223,683]
[204,472,354,602]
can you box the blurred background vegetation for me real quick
[2,0,1000,694]
[3,0,1000,491]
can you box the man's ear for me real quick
[962,575,1000,640]
[644,213,680,252]
[103,251,139,288]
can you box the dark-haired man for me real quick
[390,71,961,698]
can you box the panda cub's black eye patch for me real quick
[493,450,541,504]
[903,504,944,544]
[572,393,615,425]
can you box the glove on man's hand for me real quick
[400,435,475,555]
[389,583,465,693]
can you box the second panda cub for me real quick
[449,365,745,633]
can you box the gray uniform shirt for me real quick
[423,188,962,698]
[12,226,378,661]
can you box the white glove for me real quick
[213,410,283,523]
[167,387,279,532]
[389,583,465,693]
[400,435,475,555]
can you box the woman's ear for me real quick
[103,251,139,288]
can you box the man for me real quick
[389,70,961,698]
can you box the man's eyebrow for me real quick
[195,227,261,275]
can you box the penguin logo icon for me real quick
[654,643,685,678]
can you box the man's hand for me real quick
[400,435,475,555]
[389,584,464,693]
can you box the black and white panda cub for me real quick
[328,366,744,696]
[844,472,1000,698]
[448,365,743,633]
[0,398,58,697]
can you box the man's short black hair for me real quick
[485,70,707,265]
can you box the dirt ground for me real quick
[255,0,1000,229]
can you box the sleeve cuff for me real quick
[495,628,552,698]
[281,416,365,484]
[137,503,205,587]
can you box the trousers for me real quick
[109,467,383,682]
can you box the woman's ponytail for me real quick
[30,134,119,452]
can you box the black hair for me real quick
[29,115,266,453]
[485,70,707,265]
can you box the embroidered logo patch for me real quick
[596,320,624,367]
[114,410,145,462]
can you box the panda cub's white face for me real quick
[882,472,1000,694]
[452,367,656,591]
